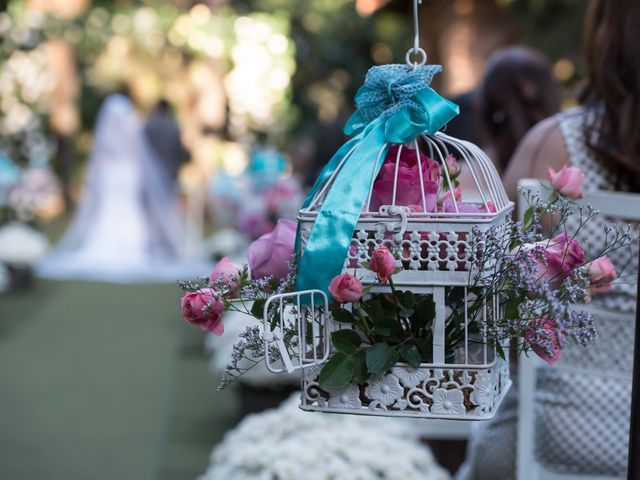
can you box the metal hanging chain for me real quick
[406,0,427,67]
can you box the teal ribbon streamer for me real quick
[295,64,459,301]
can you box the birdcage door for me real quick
[263,290,331,374]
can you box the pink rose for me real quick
[525,231,585,289]
[328,273,364,303]
[544,231,585,271]
[525,317,563,365]
[210,257,242,297]
[371,145,440,213]
[586,256,616,293]
[181,290,225,335]
[370,246,396,283]
[444,154,460,177]
[248,218,296,281]
[547,165,585,199]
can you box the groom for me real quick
[144,99,190,189]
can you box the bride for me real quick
[38,93,202,282]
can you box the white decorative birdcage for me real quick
[261,0,513,420]
[262,130,514,420]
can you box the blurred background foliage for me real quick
[0,0,589,191]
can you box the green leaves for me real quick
[414,296,435,329]
[366,343,400,374]
[523,206,534,229]
[331,329,362,354]
[250,298,266,319]
[331,308,355,324]
[398,344,421,368]
[316,292,448,388]
[318,353,357,389]
[352,350,369,384]
[363,299,385,326]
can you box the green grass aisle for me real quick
[157,321,240,480]
[0,280,239,480]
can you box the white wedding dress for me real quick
[38,94,208,282]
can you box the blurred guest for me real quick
[144,99,190,190]
[443,88,487,147]
[480,46,561,173]
[458,1,639,478]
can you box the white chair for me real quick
[516,179,640,480]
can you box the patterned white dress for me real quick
[456,105,638,479]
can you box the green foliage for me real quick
[318,352,358,389]
[250,298,267,319]
[365,343,399,374]
[397,344,421,368]
[331,308,355,324]
[236,0,410,135]
[500,0,588,84]
[331,329,362,354]
[317,290,442,388]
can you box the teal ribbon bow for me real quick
[295,64,459,300]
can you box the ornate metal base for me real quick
[300,358,510,420]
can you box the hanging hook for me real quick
[406,0,427,68]
[413,0,422,52]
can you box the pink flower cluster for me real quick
[526,232,585,289]
[371,147,495,214]
[371,146,440,213]
[181,219,297,335]
[520,231,616,364]
[181,291,225,335]
[329,246,396,303]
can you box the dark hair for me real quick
[579,0,640,185]
[156,98,170,113]
[480,46,561,172]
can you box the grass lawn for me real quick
[0,279,239,480]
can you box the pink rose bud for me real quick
[328,273,364,303]
[248,218,297,281]
[444,154,460,176]
[210,257,242,297]
[370,246,396,283]
[525,317,563,365]
[547,165,585,199]
[586,256,616,293]
[181,290,225,335]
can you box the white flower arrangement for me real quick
[199,394,451,480]
[0,221,49,265]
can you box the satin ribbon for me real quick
[295,65,459,301]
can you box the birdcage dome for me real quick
[296,131,513,291]
[301,132,510,219]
